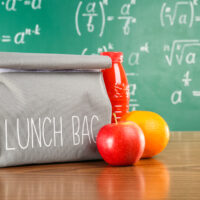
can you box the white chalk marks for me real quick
[75,0,136,37]
[160,1,200,28]
[1,0,42,11]
[164,40,200,66]
[171,90,182,104]
[0,24,40,45]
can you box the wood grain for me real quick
[0,132,199,200]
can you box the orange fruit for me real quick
[120,111,170,158]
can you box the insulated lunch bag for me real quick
[0,52,112,167]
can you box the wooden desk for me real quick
[0,132,199,200]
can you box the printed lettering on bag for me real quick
[4,115,99,151]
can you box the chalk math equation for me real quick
[161,0,200,106]
[0,0,42,44]
[160,0,199,28]
[0,24,40,45]
[77,0,200,110]
[164,39,200,66]
[1,0,42,11]
[75,0,136,37]
[171,67,200,105]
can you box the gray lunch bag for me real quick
[0,52,112,167]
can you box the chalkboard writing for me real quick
[0,24,40,45]
[0,0,200,131]
[1,0,42,11]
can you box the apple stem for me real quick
[113,113,118,124]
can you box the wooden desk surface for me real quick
[0,132,199,200]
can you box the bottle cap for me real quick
[101,52,123,63]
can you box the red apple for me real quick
[97,121,145,166]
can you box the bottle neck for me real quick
[111,61,123,67]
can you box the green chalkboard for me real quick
[0,0,200,131]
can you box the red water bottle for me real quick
[101,52,130,123]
